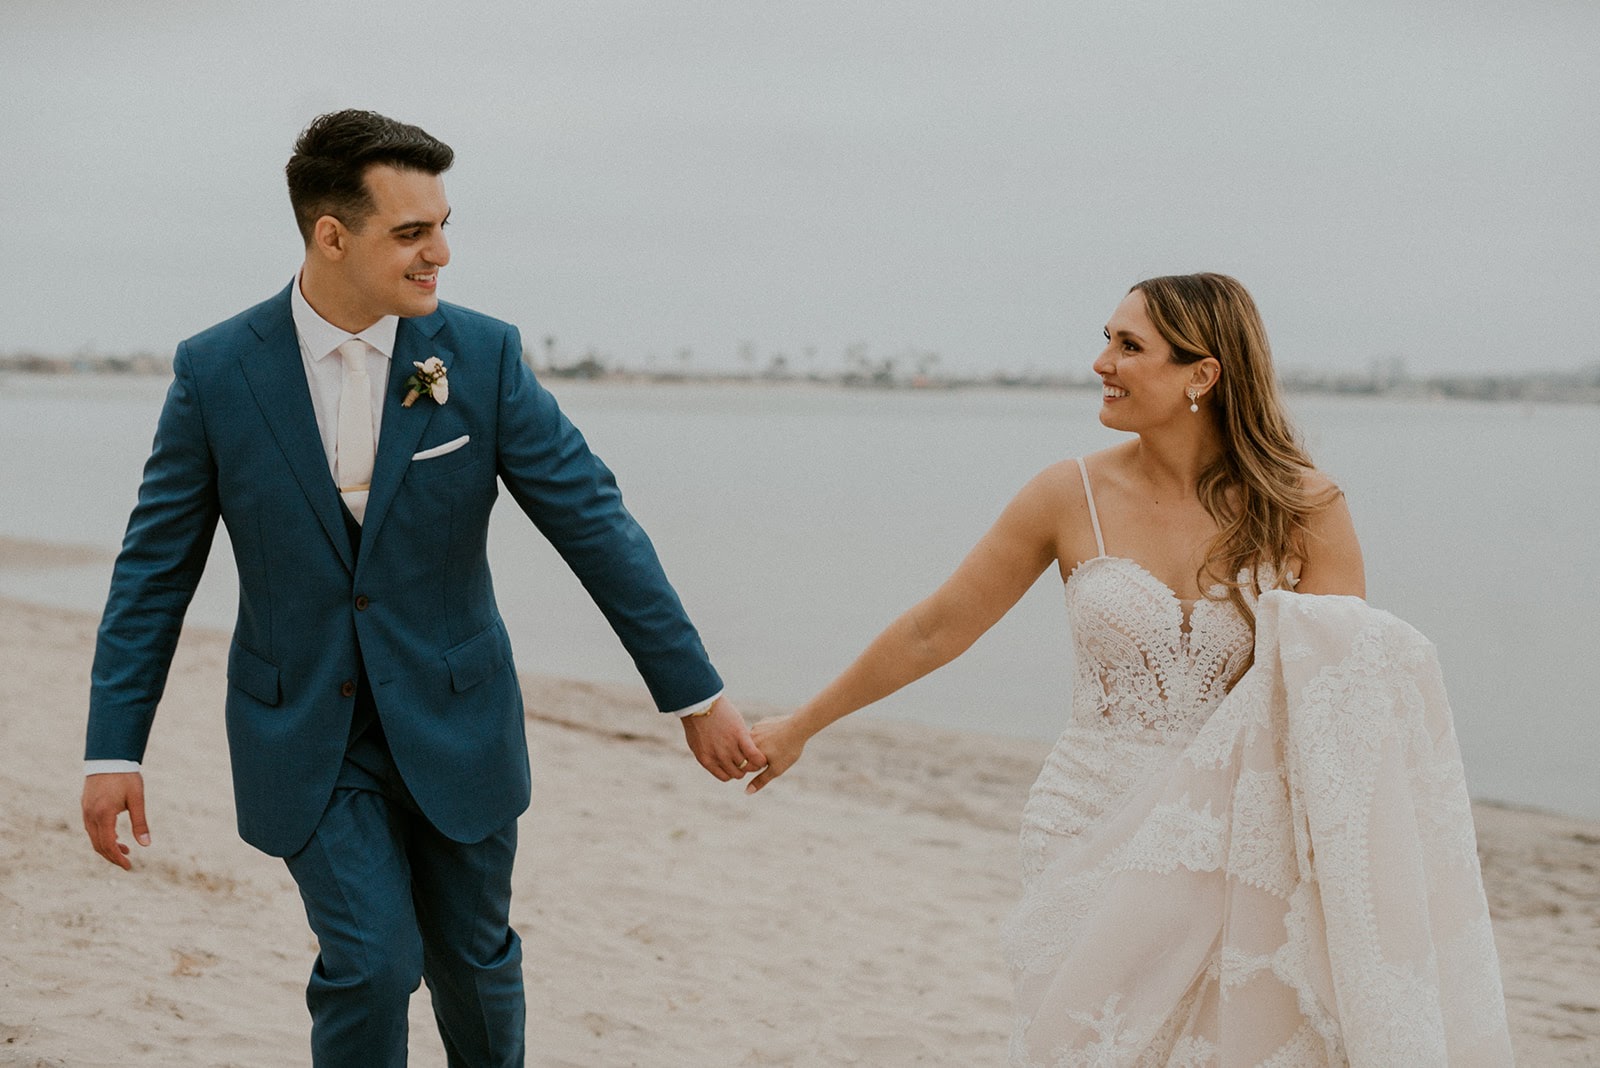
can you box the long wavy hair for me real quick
[1131,273,1336,641]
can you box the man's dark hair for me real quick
[285,109,454,243]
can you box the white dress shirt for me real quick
[88,277,715,776]
[289,274,397,479]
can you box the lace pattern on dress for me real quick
[1004,592,1511,1067]
[1066,557,1271,737]
[1017,559,1279,884]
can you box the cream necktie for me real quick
[335,339,375,524]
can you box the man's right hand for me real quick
[681,696,766,782]
[82,772,151,870]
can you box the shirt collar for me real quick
[291,272,399,362]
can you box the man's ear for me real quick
[310,215,348,262]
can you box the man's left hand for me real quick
[681,696,765,782]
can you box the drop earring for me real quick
[1186,388,1200,413]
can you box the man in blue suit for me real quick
[80,109,764,1066]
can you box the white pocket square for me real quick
[411,435,470,462]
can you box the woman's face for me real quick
[1092,289,1195,432]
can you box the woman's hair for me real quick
[1131,273,1337,642]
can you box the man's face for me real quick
[336,164,451,322]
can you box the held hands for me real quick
[681,696,767,782]
[81,772,151,870]
[744,714,809,794]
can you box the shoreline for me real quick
[5,362,1600,406]
[2,587,1598,1064]
[6,530,1593,824]
[0,534,1587,825]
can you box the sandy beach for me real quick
[2,541,1597,1065]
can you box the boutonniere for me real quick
[402,357,449,408]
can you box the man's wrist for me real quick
[85,759,142,776]
[671,690,723,718]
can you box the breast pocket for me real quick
[406,437,480,482]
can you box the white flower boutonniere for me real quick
[402,357,449,408]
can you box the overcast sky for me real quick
[4,1,1596,375]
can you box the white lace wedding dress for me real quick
[1001,459,1512,1066]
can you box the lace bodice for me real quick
[1066,556,1259,737]
[1062,457,1282,737]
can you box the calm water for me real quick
[3,376,1596,817]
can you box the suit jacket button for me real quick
[340,679,357,698]
[355,595,370,611]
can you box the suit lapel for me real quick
[238,287,355,574]
[358,313,448,555]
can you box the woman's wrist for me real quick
[788,703,829,740]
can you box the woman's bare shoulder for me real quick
[1026,445,1131,504]
[1080,441,1137,474]
[1014,457,1086,513]
[992,459,1089,551]
[1011,455,1117,570]
[1294,467,1365,596]
[1300,466,1344,500]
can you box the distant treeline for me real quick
[5,350,1598,404]
[3,352,173,375]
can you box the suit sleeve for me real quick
[491,326,723,712]
[86,341,221,760]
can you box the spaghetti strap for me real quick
[1075,457,1106,557]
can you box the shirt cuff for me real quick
[85,759,142,776]
[668,690,723,718]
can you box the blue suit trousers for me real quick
[284,696,525,1067]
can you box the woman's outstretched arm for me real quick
[745,464,1075,794]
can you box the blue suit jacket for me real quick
[87,285,722,857]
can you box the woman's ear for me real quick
[1190,357,1222,395]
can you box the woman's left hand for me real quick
[744,714,810,794]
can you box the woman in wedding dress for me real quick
[747,273,1511,1066]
